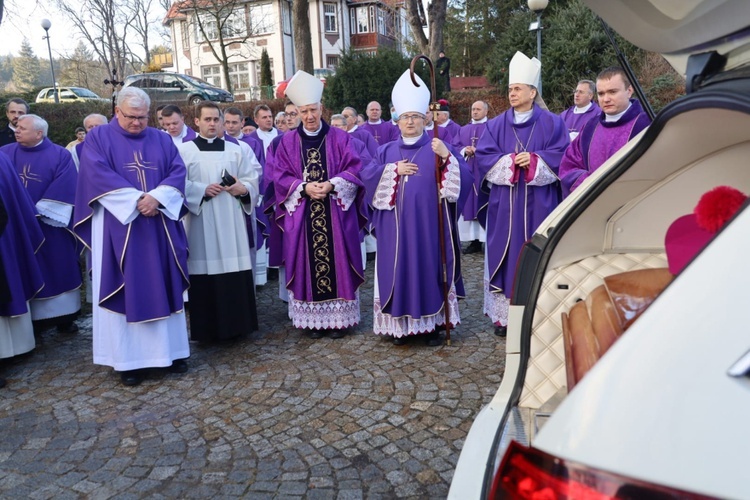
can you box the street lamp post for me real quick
[527,0,548,97]
[41,19,59,103]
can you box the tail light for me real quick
[490,441,716,500]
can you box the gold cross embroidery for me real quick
[124,150,157,191]
[18,164,43,187]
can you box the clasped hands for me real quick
[137,194,159,217]
[204,178,248,199]
[514,152,531,169]
[304,181,334,200]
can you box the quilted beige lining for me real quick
[519,253,667,408]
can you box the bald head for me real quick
[366,101,382,122]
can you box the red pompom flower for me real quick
[694,185,747,233]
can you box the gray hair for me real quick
[117,86,151,109]
[17,114,48,137]
[83,113,108,127]
[330,113,346,124]
[578,80,595,94]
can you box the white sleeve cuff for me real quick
[372,163,398,211]
[439,155,461,202]
[527,156,559,186]
[284,183,305,214]
[149,185,185,220]
[36,199,72,226]
[330,177,358,211]
[486,154,515,186]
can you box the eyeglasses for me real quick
[399,114,424,122]
[286,112,299,117]
[120,113,149,122]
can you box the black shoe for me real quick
[366,252,376,262]
[308,329,324,339]
[463,240,483,255]
[57,322,79,334]
[168,359,188,374]
[267,268,279,281]
[494,326,507,337]
[392,336,407,345]
[120,370,145,386]
[425,331,443,346]
[329,329,347,339]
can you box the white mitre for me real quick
[391,70,430,117]
[508,51,548,110]
[285,70,324,107]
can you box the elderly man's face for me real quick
[116,102,150,135]
[471,101,488,121]
[84,116,107,132]
[574,83,594,107]
[366,102,381,121]
[6,102,26,127]
[341,109,357,130]
[330,118,348,131]
[435,111,449,125]
[14,117,43,147]
[397,112,425,138]
[299,103,322,132]
[508,83,535,112]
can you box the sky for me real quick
[2,1,80,58]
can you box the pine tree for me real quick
[13,38,42,92]
[260,49,273,98]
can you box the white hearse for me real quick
[450,1,750,498]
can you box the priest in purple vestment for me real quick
[361,101,398,145]
[274,71,365,340]
[1,114,82,334]
[475,52,569,337]
[435,99,462,139]
[559,67,652,198]
[74,86,191,387]
[0,152,45,388]
[455,100,490,255]
[559,80,601,141]
[342,106,379,158]
[361,70,472,346]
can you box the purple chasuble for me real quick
[559,102,601,138]
[0,155,44,316]
[475,104,568,297]
[361,121,398,145]
[274,122,365,303]
[1,138,82,299]
[74,119,189,323]
[263,134,285,267]
[559,99,651,197]
[361,132,472,319]
[234,133,266,250]
[455,122,488,221]
[441,120,462,142]
[349,127,379,158]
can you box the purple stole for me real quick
[559,103,601,137]
[475,104,569,298]
[361,133,472,318]
[74,120,189,323]
[274,122,365,302]
[0,154,44,316]
[1,138,82,298]
[455,121,488,221]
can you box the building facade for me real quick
[163,0,410,100]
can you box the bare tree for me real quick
[292,0,313,73]
[180,0,265,94]
[129,0,159,68]
[54,0,136,82]
[404,0,448,61]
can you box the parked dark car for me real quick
[121,72,234,105]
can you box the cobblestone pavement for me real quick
[0,251,505,499]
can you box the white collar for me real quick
[438,119,452,128]
[367,119,382,125]
[401,135,421,145]
[425,123,434,130]
[605,102,632,122]
[199,134,218,143]
[513,109,533,124]
[347,124,359,133]
[471,117,488,124]
[305,123,324,136]
[573,102,593,114]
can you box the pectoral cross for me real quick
[373,130,381,144]
[124,150,157,191]
[18,164,42,187]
